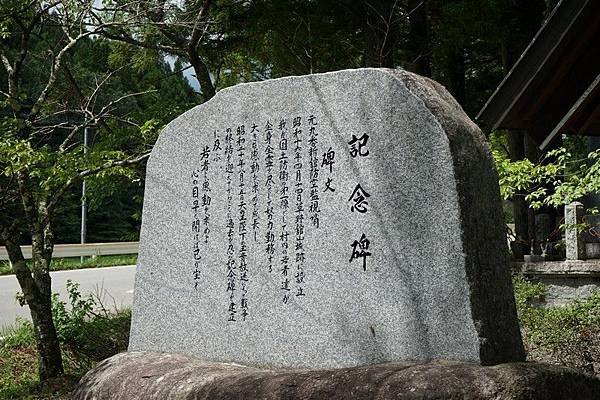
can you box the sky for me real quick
[164,55,201,92]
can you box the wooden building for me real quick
[477,0,599,150]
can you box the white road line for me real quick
[50,264,136,275]
[0,265,136,280]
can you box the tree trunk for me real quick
[525,133,541,254]
[502,0,546,249]
[30,285,64,380]
[363,0,397,68]
[11,170,64,380]
[407,0,431,77]
[508,131,528,242]
[445,46,466,106]
[3,232,64,380]
[189,54,216,101]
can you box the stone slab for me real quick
[73,351,600,400]
[565,202,585,260]
[129,68,524,368]
[513,260,600,306]
[515,260,600,276]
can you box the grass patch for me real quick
[0,254,137,276]
[514,276,600,375]
[0,335,78,400]
[0,282,131,399]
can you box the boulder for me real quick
[73,351,600,400]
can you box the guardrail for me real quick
[0,242,139,261]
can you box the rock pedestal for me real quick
[73,351,600,400]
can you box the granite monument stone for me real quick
[129,68,524,368]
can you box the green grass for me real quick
[0,254,137,276]
[514,276,600,375]
[0,282,131,399]
[0,321,77,400]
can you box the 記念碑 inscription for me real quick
[130,68,525,370]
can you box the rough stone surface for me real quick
[516,260,600,276]
[73,351,600,400]
[130,68,524,368]
[566,202,585,260]
[513,259,600,306]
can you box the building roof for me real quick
[476,0,600,149]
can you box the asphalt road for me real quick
[0,265,136,330]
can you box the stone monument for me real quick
[74,69,600,400]
[128,68,524,367]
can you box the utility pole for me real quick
[80,126,89,263]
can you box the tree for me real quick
[0,1,155,380]
[492,133,600,256]
[493,135,600,212]
[0,0,563,383]
[95,0,254,102]
[407,0,431,76]
[51,39,197,244]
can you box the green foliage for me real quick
[0,319,36,349]
[514,276,600,373]
[50,281,131,366]
[0,13,197,245]
[51,281,95,345]
[0,255,137,276]
[513,275,548,308]
[492,132,600,209]
[52,255,137,272]
[10,280,131,364]
[1,281,131,399]
[0,135,50,178]
[140,119,163,146]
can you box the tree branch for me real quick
[187,0,215,100]
[0,51,16,96]
[29,14,133,119]
[47,152,150,212]
[96,89,157,118]
[98,29,186,56]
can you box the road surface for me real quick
[0,265,136,329]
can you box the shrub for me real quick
[1,281,131,398]
[514,276,600,375]
[51,280,131,369]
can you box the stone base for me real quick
[513,259,600,306]
[73,351,600,399]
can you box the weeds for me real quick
[514,276,600,375]
[0,254,137,276]
[0,281,130,399]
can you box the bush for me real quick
[0,319,36,350]
[1,281,131,398]
[51,280,131,370]
[514,276,600,375]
